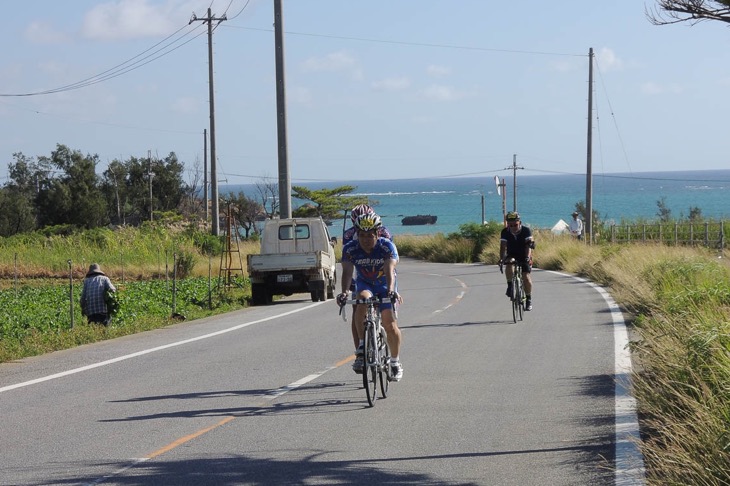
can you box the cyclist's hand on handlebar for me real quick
[388,290,402,304]
[336,293,349,307]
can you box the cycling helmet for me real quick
[350,204,374,223]
[354,213,382,232]
[505,211,520,221]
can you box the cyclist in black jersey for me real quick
[499,211,534,311]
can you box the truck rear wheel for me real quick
[326,272,336,299]
[252,284,272,305]
[311,289,326,302]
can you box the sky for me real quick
[1,0,729,187]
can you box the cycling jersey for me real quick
[342,237,399,309]
[500,225,533,260]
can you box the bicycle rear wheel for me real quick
[363,323,378,407]
[378,328,390,398]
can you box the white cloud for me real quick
[641,81,682,95]
[371,77,410,91]
[81,0,201,41]
[24,21,71,44]
[412,115,437,124]
[426,65,451,77]
[301,51,356,72]
[171,96,199,114]
[419,84,471,102]
[301,50,362,80]
[289,86,313,106]
[597,47,624,71]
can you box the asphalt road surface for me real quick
[0,258,645,485]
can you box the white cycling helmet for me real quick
[354,213,382,232]
[350,204,374,223]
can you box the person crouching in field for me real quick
[81,263,117,326]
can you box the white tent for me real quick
[551,219,570,234]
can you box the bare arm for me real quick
[384,258,397,293]
[340,260,354,295]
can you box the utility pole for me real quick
[274,0,291,218]
[504,154,523,212]
[190,8,226,235]
[585,48,594,243]
[203,128,208,229]
[148,150,154,222]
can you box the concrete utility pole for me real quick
[585,47,594,243]
[148,150,154,222]
[190,8,226,235]
[505,154,523,212]
[274,0,291,219]
[203,128,208,229]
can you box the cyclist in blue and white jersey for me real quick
[499,211,534,311]
[337,212,403,381]
[342,204,393,350]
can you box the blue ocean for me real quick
[223,169,730,236]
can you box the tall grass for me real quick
[0,225,261,283]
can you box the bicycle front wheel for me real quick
[378,328,390,398]
[363,323,378,407]
[517,278,524,321]
[511,277,519,323]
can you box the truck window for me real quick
[279,224,310,240]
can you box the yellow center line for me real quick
[146,416,236,459]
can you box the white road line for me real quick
[0,302,325,394]
[550,271,646,485]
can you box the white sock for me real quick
[390,357,400,364]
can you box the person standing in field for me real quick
[569,211,583,240]
[81,263,117,326]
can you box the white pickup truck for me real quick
[247,217,337,305]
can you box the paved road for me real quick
[0,258,644,485]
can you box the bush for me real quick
[449,221,502,262]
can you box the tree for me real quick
[688,206,702,221]
[102,160,130,225]
[291,185,365,223]
[656,196,672,222]
[647,0,730,25]
[228,191,263,238]
[0,186,36,236]
[34,145,108,229]
[1,152,42,234]
[255,178,279,219]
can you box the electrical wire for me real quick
[0,23,206,97]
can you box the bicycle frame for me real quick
[501,258,525,323]
[342,296,394,407]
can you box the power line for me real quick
[223,25,586,58]
[0,23,205,97]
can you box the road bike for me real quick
[500,258,525,323]
[340,296,394,407]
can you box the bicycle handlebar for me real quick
[338,296,397,321]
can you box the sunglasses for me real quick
[507,222,519,227]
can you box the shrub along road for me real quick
[0,258,643,485]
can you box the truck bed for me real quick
[247,251,333,273]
